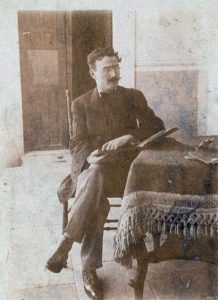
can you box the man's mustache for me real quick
[108,77,122,82]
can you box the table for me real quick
[114,138,218,299]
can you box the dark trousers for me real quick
[64,160,132,270]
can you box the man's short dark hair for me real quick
[87,47,121,70]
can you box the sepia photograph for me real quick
[0,1,218,299]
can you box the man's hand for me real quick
[87,149,111,164]
[87,135,136,164]
[101,135,135,151]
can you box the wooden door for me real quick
[18,11,112,152]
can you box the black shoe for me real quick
[82,269,103,300]
[46,237,73,273]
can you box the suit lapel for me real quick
[90,88,100,107]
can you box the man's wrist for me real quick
[127,134,139,145]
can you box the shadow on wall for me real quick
[136,70,199,143]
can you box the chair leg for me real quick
[62,202,69,267]
[62,202,69,234]
[128,240,148,300]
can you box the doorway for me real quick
[18,11,112,152]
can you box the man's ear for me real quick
[89,69,96,80]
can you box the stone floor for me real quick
[1,150,217,300]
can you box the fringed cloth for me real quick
[114,191,218,266]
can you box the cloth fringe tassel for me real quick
[114,192,218,267]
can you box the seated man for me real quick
[46,47,164,299]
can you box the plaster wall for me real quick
[135,8,218,141]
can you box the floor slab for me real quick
[146,260,218,300]
[5,224,74,292]
[7,283,77,300]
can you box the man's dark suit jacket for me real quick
[58,85,164,203]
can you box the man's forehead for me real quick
[96,56,119,68]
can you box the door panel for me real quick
[18,11,112,152]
